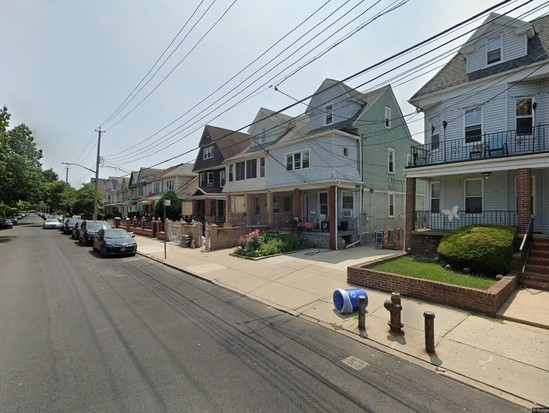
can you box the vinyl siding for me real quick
[308,85,362,131]
[467,26,527,73]
[506,81,543,130]
[267,134,361,188]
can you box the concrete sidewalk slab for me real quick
[133,235,549,408]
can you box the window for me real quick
[207,172,214,187]
[464,107,482,144]
[203,145,214,159]
[154,182,160,193]
[228,164,234,182]
[246,159,257,179]
[220,170,225,187]
[286,150,310,171]
[430,118,440,150]
[259,157,265,177]
[388,193,395,217]
[465,179,483,213]
[199,173,206,188]
[319,192,328,216]
[324,104,333,125]
[407,153,412,166]
[388,148,395,174]
[516,98,533,135]
[342,191,353,217]
[385,107,392,128]
[430,181,440,213]
[166,180,174,191]
[235,162,245,181]
[487,36,501,65]
[343,147,349,157]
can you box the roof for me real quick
[410,13,549,103]
[192,125,250,172]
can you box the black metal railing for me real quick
[415,210,517,231]
[519,217,535,275]
[410,124,549,167]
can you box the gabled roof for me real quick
[308,78,369,109]
[410,13,549,104]
[192,125,250,172]
[137,167,162,184]
[176,176,198,198]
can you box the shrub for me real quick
[128,210,139,219]
[280,234,305,252]
[237,229,263,257]
[437,225,517,276]
[259,239,285,256]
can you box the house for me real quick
[404,13,549,287]
[190,125,250,224]
[224,79,417,249]
[132,167,163,216]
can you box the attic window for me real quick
[324,104,333,125]
[384,107,392,128]
[203,145,214,159]
[487,36,501,65]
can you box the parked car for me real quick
[93,228,137,257]
[62,218,81,235]
[79,220,111,245]
[43,218,62,229]
[0,219,13,229]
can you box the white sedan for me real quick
[43,218,62,229]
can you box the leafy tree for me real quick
[42,168,59,183]
[73,182,102,219]
[153,191,181,221]
[42,180,76,216]
[0,106,44,206]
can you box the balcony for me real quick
[415,210,517,232]
[410,124,549,167]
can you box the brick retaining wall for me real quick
[347,256,518,316]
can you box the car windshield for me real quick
[103,230,132,239]
[68,219,79,224]
[87,222,110,230]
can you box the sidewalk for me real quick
[134,235,549,408]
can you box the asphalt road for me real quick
[0,215,527,412]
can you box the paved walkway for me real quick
[134,236,549,409]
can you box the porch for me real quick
[410,124,549,167]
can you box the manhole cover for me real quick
[341,356,369,371]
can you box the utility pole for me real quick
[93,127,103,221]
[65,166,69,184]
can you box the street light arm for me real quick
[61,162,96,174]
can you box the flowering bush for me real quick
[237,229,262,256]
[234,230,307,258]
[296,221,315,231]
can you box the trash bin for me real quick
[181,235,193,247]
[333,288,368,314]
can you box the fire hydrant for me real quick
[383,292,404,334]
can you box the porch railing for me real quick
[415,210,517,231]
[410,124,549,167]
[519,217,535,275]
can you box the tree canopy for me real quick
[0,106,44,206]
[153,191,181,221]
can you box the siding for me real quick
[506,81,543,130]
[308,85,362,131]
[467,26,527,73]
[266,134,361,188]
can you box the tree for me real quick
[73,182,102,219]
[42,168,59,183]
[42,180,76,216]
[0,106,44,206]
[153,191,181,221]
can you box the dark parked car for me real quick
[62,218,81,235]
[79,220,111,245]
[0,219,13,229]
[71,222,81,240]
[93,228,137,257]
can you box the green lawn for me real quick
[371,256,497,290]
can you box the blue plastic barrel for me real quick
[333,288,368,314]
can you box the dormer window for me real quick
[324,104,333,125]
[487,36,501,65]
[203,145,214,159]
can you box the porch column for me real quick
[245,194,252,226]
[192,200,199,217]
[266,191,273,227]
[405,177,416,252]
[329,186,337,249]
[517,168,532,233]
[293,188,302,220]
[205,199,212,220]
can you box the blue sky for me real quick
[2,0,547,187]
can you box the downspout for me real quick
[335,186,339,250]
